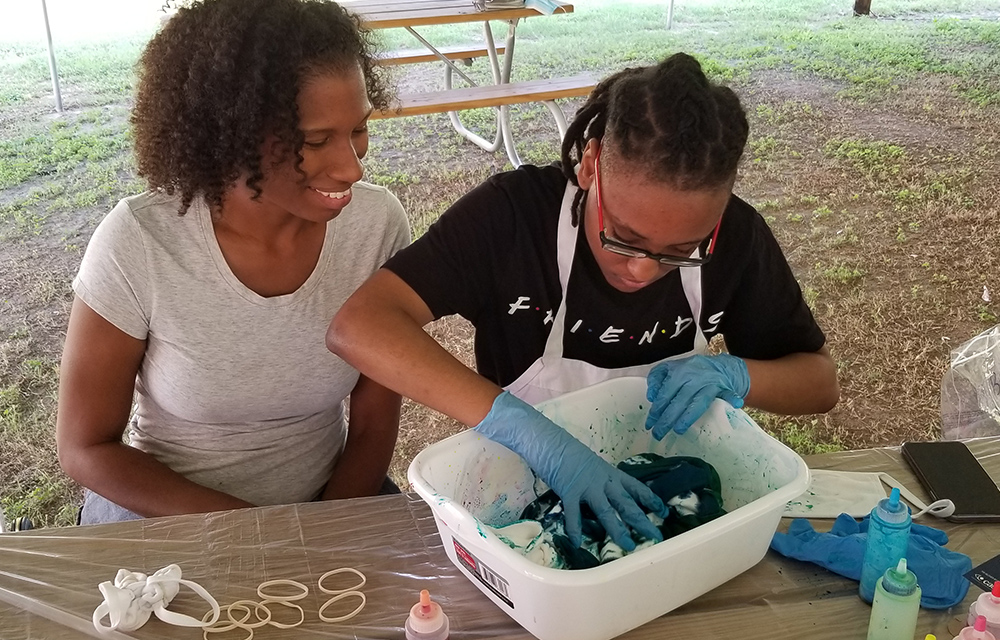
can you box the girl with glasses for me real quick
[56,0,409,524]
[329,53,839,550]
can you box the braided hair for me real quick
[132,0,390,215]
[560,53,748,225]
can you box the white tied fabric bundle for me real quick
[92,564,221,634]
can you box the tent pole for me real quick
[41,0,64,113]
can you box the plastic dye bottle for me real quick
[968,582,1000,636]
[405,589,449,640]
[866,558,921,640]
[953,616,998,640]
[860,487,911,603]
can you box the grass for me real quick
[749,412,846,456]
[0,121,130,188]
[0,337,74,527]
[2,0,1000,526]
[817,262,867,286]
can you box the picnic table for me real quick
[2,437,997,639]
[342,0,596,166]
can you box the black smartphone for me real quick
[901,441,1000,523]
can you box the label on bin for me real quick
[453,538,513,608]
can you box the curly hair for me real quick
[132,0,391,214]
[560,53,749,225]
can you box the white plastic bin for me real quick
[407,376,809,640]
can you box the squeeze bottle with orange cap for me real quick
[968,582,1000,636]
[405,589,449,640]
[953,616,997,640]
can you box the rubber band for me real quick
[256,579,309,602]
[204,603,249,629]
[259,600,305,629]
[202,607,252,639]
[226,601,271,629]
[156,578,221,627]
[203,625,253,640]
[204,597,307,635]
[318,590,366,623]
[317,567,366,594]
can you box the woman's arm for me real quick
[321,374,402,499]
[743,344,840,415]
[329,270,666,550]
[645,345,839,439]
[56,297,253,516]
[327,269,502,427]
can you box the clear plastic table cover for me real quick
[3,438,999,640]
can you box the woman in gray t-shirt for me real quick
[57,0,410,524]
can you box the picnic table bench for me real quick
[348,0,591,166]
[369,73,596,128]
[377,43,508,66]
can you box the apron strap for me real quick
[680,266,708,352]
[540,184,579,359]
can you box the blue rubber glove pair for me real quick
[769,513,972,609]
[475,391,667,551]
[645,354,751,439]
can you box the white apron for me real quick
[505,184,709,405]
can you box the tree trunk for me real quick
[854,0,872,15]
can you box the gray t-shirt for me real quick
[73,184,409,507]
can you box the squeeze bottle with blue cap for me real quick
[860,487,911,603]
[968,582,1000,636]
[405,589,449,640]
[866,558,921,640]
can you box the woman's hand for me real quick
[321,374,401,499]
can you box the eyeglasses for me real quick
[593,145,722,267]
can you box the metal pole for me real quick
[667,0,675,29]
[40,0,64,113]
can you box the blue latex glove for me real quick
[645,354,751,438]
[769,513,971,609]
[475,391,667,551]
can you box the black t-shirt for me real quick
[385,164,826,387]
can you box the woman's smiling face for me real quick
[255,63,373,223]
[576,139,734,293]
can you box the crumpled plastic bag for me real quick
[941,324,1000,440]
[770,513,971,609]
